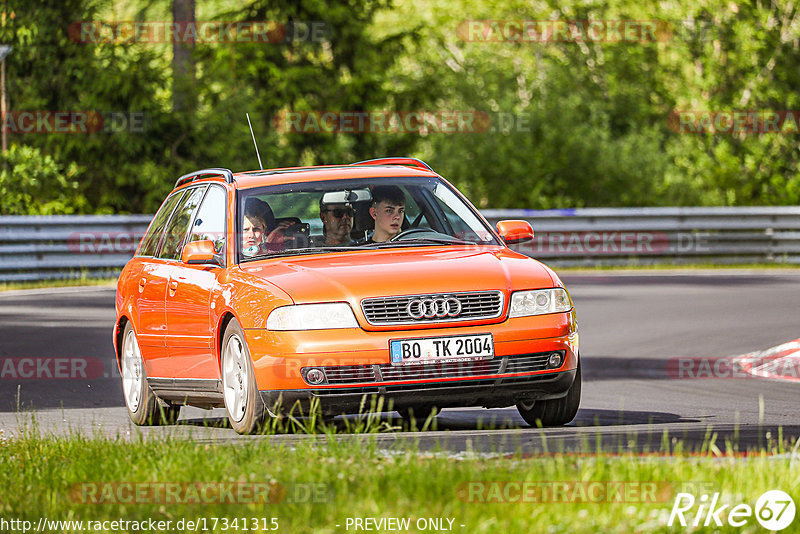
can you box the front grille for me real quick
[379,358,501,381]
[303,351,563,386]
[361,291,504,325]
[311,376,549,396]
[322,365,375,384]
[505,353,551,373]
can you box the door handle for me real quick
[138,277,147,293]
[168,280,178,296]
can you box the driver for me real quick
[367,185,405,243]
[319,198,355,246]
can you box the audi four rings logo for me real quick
[407,296,463,319]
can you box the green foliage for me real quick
[4,0,180,213]
[0,144,88,214]
[186,0,429,173]
[390,0,800,207]
[2,0,800,213]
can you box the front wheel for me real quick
[516,362,581,427]
[221,319,267,434]
[120,322,180,425]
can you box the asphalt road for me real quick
[1,270,798,453]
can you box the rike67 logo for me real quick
[668,490,795,530]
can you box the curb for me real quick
[733,339,800,382]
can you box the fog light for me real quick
[305,368,325,385]
[548,352,562,368]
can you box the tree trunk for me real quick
[172,0,195,113]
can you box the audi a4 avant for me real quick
[114,158,581,433]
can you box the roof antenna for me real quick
[246,113,263,170]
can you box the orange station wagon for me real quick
[114,158,580,433]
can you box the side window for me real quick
[189,186,227,262]
[158,186,207,261]
[138,191,186,257]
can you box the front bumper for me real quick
[244,310,579,414]
[260,366,577,415]
[245,311,577,387]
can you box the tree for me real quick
[171,0,195,113]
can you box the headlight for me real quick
[266,303,359,331]
[508,288,572,318]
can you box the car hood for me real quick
[237,246,556,304]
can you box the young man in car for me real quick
[319,198,355,246]
[367,185,405,243]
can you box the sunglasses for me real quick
[325,207,354,218]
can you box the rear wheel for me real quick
[516,362,581,427]
[120,322,180,425]
[222,319,267,434]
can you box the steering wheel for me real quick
[389,228,433,242]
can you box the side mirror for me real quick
[181,240,221,266]
[496,220,533,244]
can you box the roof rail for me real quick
[175,168,235,188]
[350,157,433,172]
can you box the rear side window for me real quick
[188,186,227,262]
[158,186,207,260]
[138,191,186,257]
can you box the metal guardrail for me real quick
[482,207,800,267]
[1,207,799,282]
[0,215,151,282]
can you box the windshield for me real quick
[237,176,500,261]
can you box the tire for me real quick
[398,405,439,422]
[516,361,581,427]
[120,322,180,425]
[221,318,267,434]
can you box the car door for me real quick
[132,190,187,371]
[165,185,228,379]
[145,185,207,378]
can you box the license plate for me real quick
[390,334,494,366]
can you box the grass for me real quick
[1,417,799,533]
